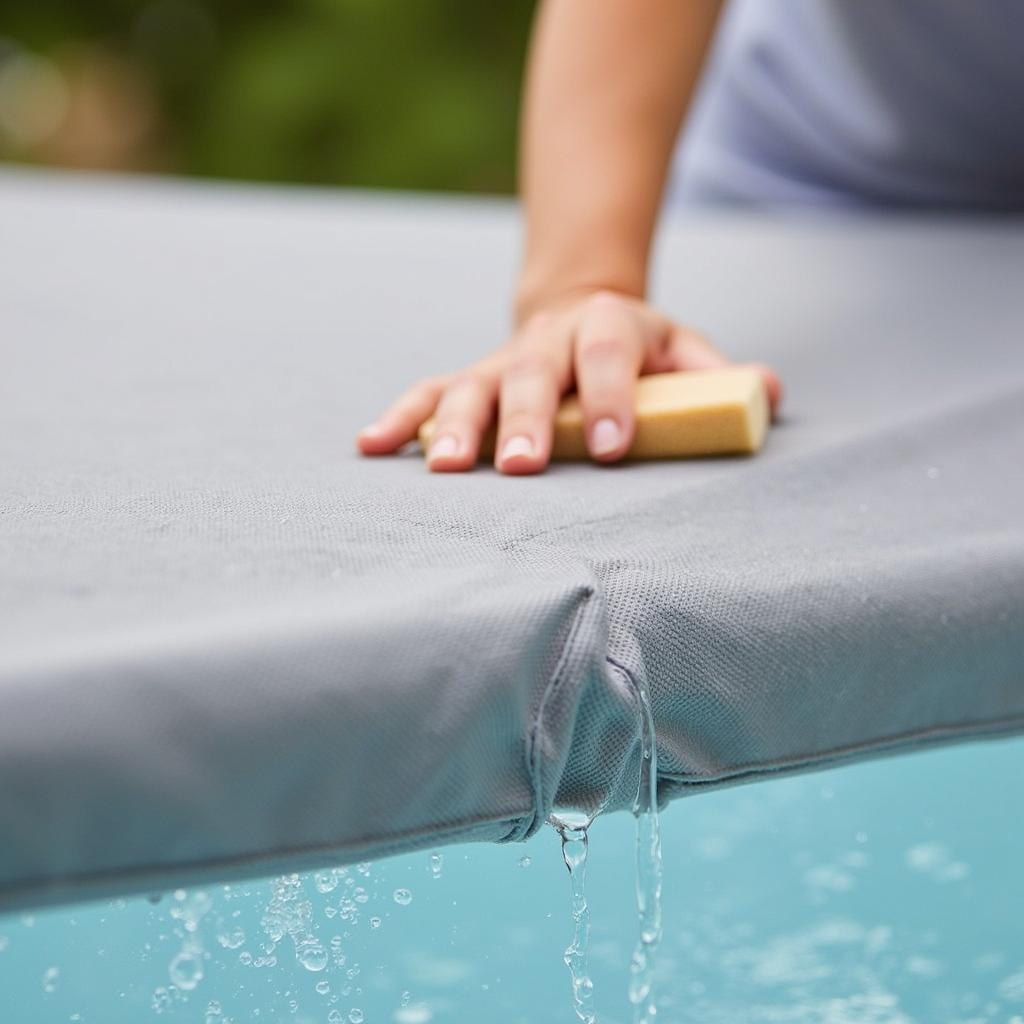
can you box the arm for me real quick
[516,0,722,320]
[359,0,778,474]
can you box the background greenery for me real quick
[0,0,535,193]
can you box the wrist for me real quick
[514,265,646,326]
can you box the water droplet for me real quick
[315,870,340,894]
[349,1010,364,1023]
[152,986,173,1013]
[217,926,246,949]
[169,950,203,991]
[238,951,253,965]
[356,862,371,877]
[353,886,369,904]
[517,856,531,869]
[205,1000,223,1023]
[316,980,330,995]
[393,888,413,906]
[328,1012,344,1024]
[429,853,443,879]
[370,916,382,929]
[42,966,59,993]
[297,943,328,972]
[170,890,212,932]
[926,466,940,480]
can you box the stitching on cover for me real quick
[0,812,524,912]
[658,712,1024,788]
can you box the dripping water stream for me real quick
[548,674,664,1024]
[550,809,597,1024]
[628,676,663,1024]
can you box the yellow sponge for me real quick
[419,366,769,461]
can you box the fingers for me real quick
[492,312,573,474]
[357,376,448,455]
[573,293,644,462]
[667,325,783,416]
[493,351,563,474]
[357,298,784,477]
[426,370,499,472]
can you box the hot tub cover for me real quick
[1,172,1022,910]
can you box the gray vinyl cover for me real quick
[1,171,1023,911]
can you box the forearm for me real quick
[359,0,782,476]
[515,0,722,323]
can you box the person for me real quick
[356,0,1024,475]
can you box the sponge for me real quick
[418,366,769,461]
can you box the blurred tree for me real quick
[0,0,534,192]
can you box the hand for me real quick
[357,290,782,475]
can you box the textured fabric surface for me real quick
[1,171,1023,910]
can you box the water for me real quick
[629,677,663,1024]
[168,949,203,990]
[549,671,665,1024]
[429,853,444,880]
[2,736,1023,1022]
[552,810,598,1024]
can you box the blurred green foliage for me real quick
[0,0,535,192]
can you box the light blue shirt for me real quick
[672,0,1024,209]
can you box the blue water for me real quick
[2,736,1023,1023]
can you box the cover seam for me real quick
[658,711,1024,788]
[518,585,596,840]
[0,812,524,911]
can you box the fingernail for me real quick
[429,434,460,460]
[500,435,535,463]
[359,422,385,438]
[590,417,622,455]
